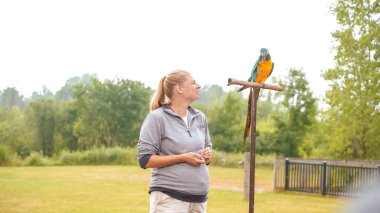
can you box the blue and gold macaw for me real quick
[239,48,274,148]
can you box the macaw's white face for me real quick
[180,75,201,101]
[261,52,269,61]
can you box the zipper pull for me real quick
[187,130,192,137]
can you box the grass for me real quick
[0,166,349,213]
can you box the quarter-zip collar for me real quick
[162,105,200,120]
[162,105,200,137]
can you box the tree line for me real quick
[0,0,379,161]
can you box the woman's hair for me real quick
[150,70,190,110]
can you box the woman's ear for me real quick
[175,84,183,94]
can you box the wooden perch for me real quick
[227,78,283,213]
[227,78,284,91]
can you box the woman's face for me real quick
[180,75,201,101]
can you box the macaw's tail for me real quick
[256,88,261,100]
[242,88,260,149]
[243,89,252,149]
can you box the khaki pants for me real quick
[150,191,207,213]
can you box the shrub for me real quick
[57,147,138,166]
[0,144,11,166]
[25,152,53,166]
[211,150,275,168]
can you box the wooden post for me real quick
[322,161,327,196]
[285,158,289,190]
[249,87,258,213]
[227,78,283,213]
[244,152,250,200]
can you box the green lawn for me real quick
[0,166,349,212]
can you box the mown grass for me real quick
[0,166,349,213]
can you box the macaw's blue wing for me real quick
[249,56,261,82]
[268,62,274,77]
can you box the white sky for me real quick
[0,0,338,100]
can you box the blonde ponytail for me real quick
[150,76,167,110]
[150,70,191,111]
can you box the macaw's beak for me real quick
[261,52,266,61]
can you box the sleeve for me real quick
[204,115,212,165]
[204,115,212,149]
[136,112,163,169]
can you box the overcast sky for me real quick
[0,0,338,100]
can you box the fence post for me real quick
[243,152,250,200]
[285,158,289,190]
[378,165,380,184]
[322,161,327,196]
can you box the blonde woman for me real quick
[137,70,212,213]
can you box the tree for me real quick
[56,73,95,102]
[73,78,152,148]
[55,102,79,151]
[0,107,32,157]
[193,84,227,118]
[255,91,283,154]
[25,99,57,157]
[208,92,246,152]
[272,69,317,157]
[30,86,55,101]
[0,87,25,110]
[197,85,226,105]
[322,0,380,159]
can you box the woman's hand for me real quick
[181,152,205,166]
[201,147,212,164]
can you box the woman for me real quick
[137,70,213,213]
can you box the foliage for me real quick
[0,144,11,166]
[193,84,227,117]
[197,84,226,105]
[55,102,79,151]
[0,87,25,110]
[0,146,276,167]
[208,92,246,153]
[25,152,52,166]
[57,147,138,165]
[322,0,380,159]
[0,107,33,157]
[55,73,95,102]
[211,150,276,168]
[255,91,283,155]
[271,69,317,157]
[29,86,55,101]
[73,77,153,148]
[25,99,57,157]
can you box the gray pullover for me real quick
[137,105,212,196]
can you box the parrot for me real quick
[239,48,274,149]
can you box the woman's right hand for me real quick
[181,152,205,166]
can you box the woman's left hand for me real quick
[201,147,212,164]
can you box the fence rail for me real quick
[274,158,380,197]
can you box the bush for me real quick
[0,144,11,166]
[58,150,81,165]
[212,150,245,168]
[211,150,275,168]
[25,152,52,166]
[57,147,138,166]
[2,146,274,168]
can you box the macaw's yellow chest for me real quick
[256,60,273,83]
